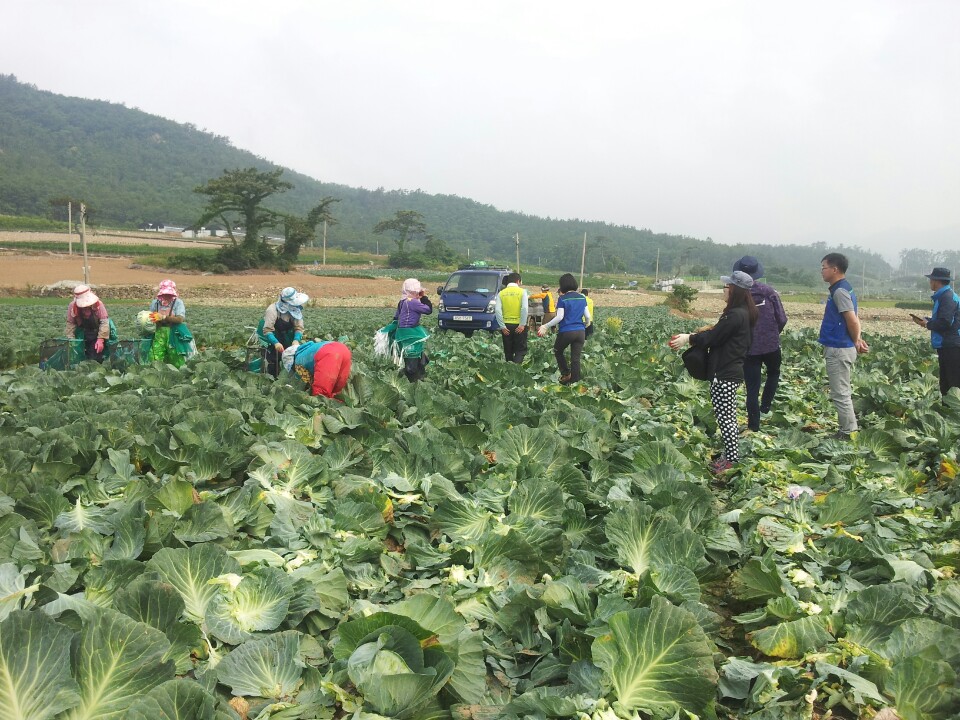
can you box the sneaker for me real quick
[760,406,771,415]
[710,457,735,474]
[831,430,854,441]
[559,374,573,385]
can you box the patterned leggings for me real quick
[710,379,742,462]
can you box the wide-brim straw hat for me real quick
[73,284,99,308]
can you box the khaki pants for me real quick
[824,346,858,433]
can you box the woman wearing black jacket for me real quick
[669,271,758,473]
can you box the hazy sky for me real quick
[3,1,958,261]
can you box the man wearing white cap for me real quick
[65,284,111,362]
[258,287,310,377]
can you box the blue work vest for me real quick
[930,285,960,349]
[818,279,857,348]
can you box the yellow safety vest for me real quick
[533,291,556,313]
[584,296,594,326]
[499,285,525,324]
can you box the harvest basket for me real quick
[39,338,85,370]
[110,339,152,369]
[245,346,270,374]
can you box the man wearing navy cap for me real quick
[912,267,960,397]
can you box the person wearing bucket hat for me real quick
[144,279,196,367]
[733,256,788,432]
[258,286,310,377]
[281,339,353,399]
[65,284,112,362]
[669,270,758,474]
[818,253,869,439]
[912,267,960,396]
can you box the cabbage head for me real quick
[340,616,455,719]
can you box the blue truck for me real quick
[435,264,513,337]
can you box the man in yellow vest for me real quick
[530,285,557,330]
[495,272,529,363]
[582,288,595,339]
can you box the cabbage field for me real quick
[1,303,959,720]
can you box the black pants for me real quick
[743,349,782,430]
[938,346,960,396]
[266,345,285,378]
[81,333,106,363]
[404,353,429,382]
[554,330,585,381]
[501,324,528,363]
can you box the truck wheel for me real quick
[462,330,474,338]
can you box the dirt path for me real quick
[0,252,398,306]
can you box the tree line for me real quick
[1,73,896,279]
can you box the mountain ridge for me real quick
[0,74,892,278]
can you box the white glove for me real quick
[669,333,691,350]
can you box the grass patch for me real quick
[0,214,64,231]
[0,240,194,258]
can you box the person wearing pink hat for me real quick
[378,278,432,382]
[65,284,111,362]
[145,279,195,367]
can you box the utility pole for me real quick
[579,232,587,288]
[655,248,660,283]
[80,203,89,284]
[322,220,327,266]
[515,232,520,273]
[67,201,73,255]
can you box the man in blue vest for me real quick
[911,267,960,397]
[495,272,529,363]
[819,253,870,439]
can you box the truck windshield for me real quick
[445,273,499,294]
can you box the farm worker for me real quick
[818,253,869,439]
[258,287,309,377]
[538,273,590,384]
[911,267,960,397]
[495,272,529,363]
[65,284,112,363]
[530,285,557,328]
[282,341,352,398]
[146,279,196,367]
[669,270,757,474]
[582,288,595,339]
[733,256,788,432]
[378,278,432,382]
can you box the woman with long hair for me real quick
[669,270,758,474]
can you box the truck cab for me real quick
[436,263,513,336]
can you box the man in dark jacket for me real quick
[733,256,788,431]
[912,267,960,397]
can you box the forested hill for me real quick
[0,74,891,278]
